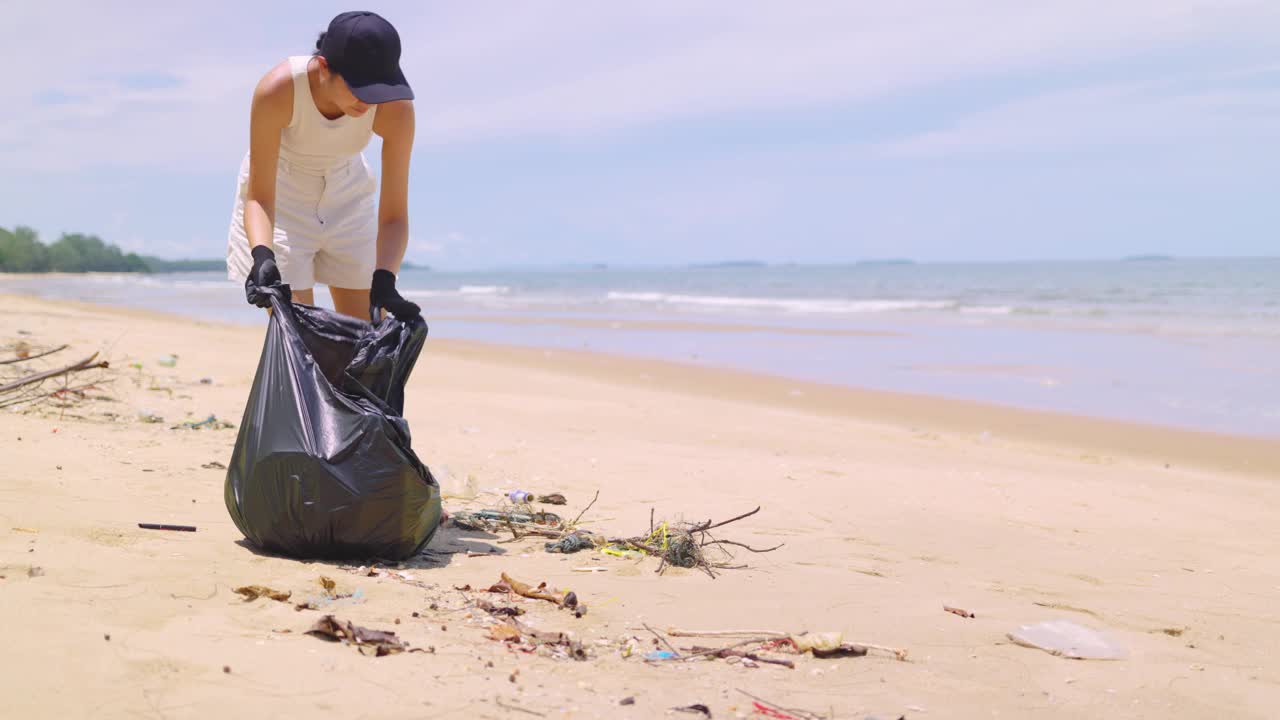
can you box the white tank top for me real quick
[278,55,376,172]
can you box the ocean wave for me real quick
[401,285,511,299]
[959,305,1014,315]
[605,291,956,314]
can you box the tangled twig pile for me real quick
[0,340,112,414]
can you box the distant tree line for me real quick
[0,226,222,273]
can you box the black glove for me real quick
[370,269,420,322]
[244,245,289,307]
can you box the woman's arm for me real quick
[244,64,292,251]
[372,100,415,273]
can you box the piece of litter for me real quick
[1008,620,1127,660]
[645,650,678,661]
[572,567,609,573]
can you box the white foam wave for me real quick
[459,285,510,295]
[605,291,955,314]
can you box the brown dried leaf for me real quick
[488,623,522,642]
[305,615,408,656]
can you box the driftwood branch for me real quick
[688,645,795,668]
[0,353,108,394]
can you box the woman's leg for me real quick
[329,286,372,320]
[291,288,315,306]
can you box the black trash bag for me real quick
[224,288,441,560]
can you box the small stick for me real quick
[569,490,600,527]
[138,523,197,532]
[701,539,785,553]
[0,353,108,393]
[0,344,68,365]
[696,506,761,532]
[642,623,682,659]
[944,605,975,619]
[494,697,545,717]
[689,645,795,668]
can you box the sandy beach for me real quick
[1,291,1278,719]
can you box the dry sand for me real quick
[1,291,1277,719]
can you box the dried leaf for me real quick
[319,576,336,594]
[305,615,408,656]
[234,585,292,602]
[488,623,522,642]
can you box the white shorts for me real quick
[226,152,378,291]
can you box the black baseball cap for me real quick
[318,11,413,104]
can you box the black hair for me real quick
[314,31,326,56]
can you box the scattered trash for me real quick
[306,615,414,656]
[294,576,361,611]
[509,490,534,504]
[157,354,178,367]
[138,523,197,532]
[485,617,588,660]
[545,532,594,554]
[645,650,678,661]
[171,414,234,430]
[673,704,711,717]
[537,493,568,505]
[451,509,564,536]
[496,572,586,616]
[688,646,795,668]
[137,410,164,424]
[474,598,525,618]
[11,527,38,534]
[601,546,644,559]
[234,585,292,602]
[572,566,609,573]
[1008,620,1127,660]
[201,460,227,470]
[664,628,906,662]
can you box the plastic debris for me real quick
[171,414,234,430]
[157,354,178,367]
[1008,620,1127,660]
[545,532,594,554]
[645,650,678,661]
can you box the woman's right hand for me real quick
[245,245,289,307]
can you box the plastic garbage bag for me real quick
[1008,620,1127,660]
[224,288,441,560]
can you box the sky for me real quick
[2,1,1278,268]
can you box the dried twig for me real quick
[0,353,108,394]
[495,697,545,717]
[944,605,975,619]
[701,539,784,553]
[642,623,682,659]
[689,645,795,668]
[695,506,761,532]
[569,490,600,528]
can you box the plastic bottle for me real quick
[509,490,533,504]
